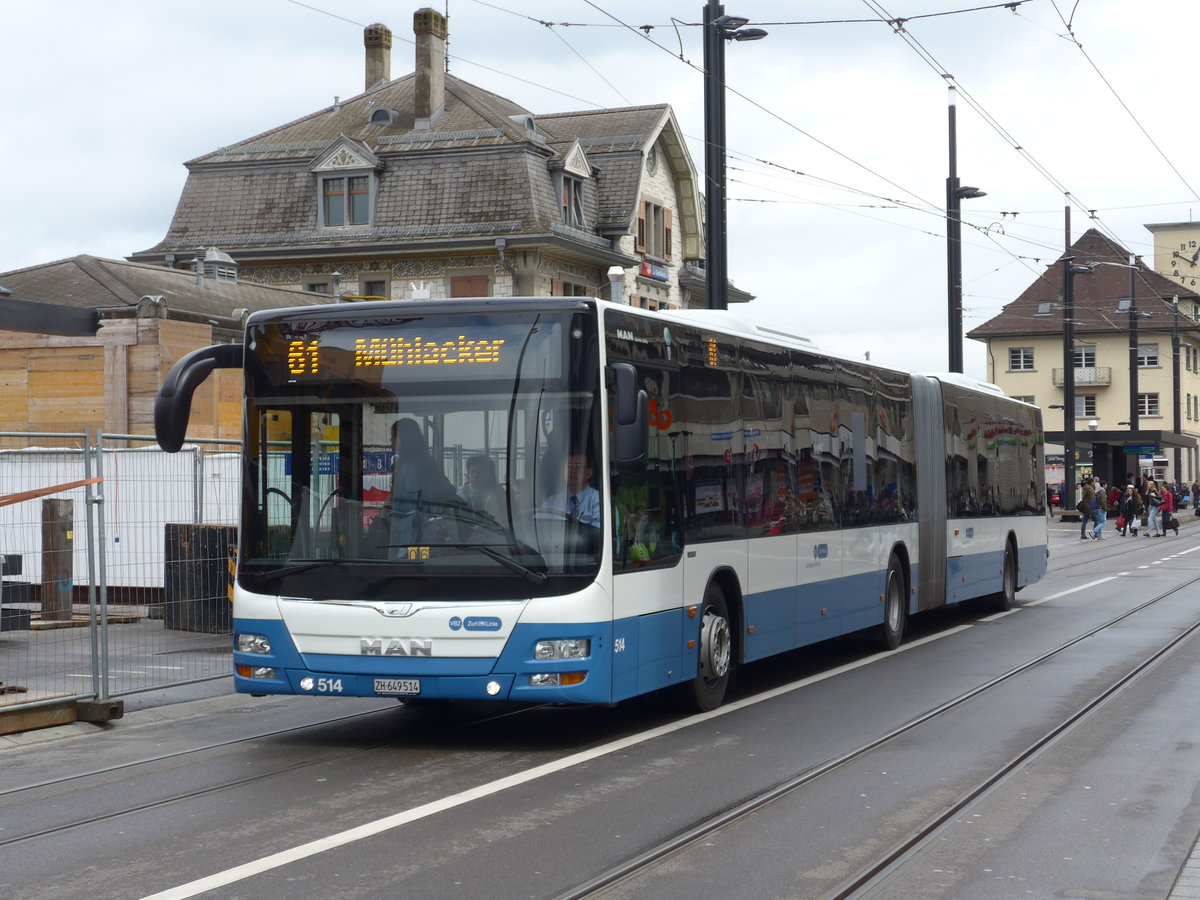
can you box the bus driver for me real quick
[543,452,600,528]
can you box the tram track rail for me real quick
[0,699,557,849]
[553,570,1200,899]
[4,531,1194,889]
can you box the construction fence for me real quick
[0,432,239,715]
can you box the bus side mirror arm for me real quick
[155,343,244,452]
[609,362,648,473]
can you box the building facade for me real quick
[968,228,1200,487]
[130,11,751,311]
[0,255,320,440]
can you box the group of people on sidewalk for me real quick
[1077,475,1197,540]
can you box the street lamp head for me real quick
[1068,264,1093,275]
[956,186,987,200]
[714,14,750,28]
[731,27,768,41]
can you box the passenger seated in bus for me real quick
[388,418,457,549]
[459,454,506,523]
[542,451,600,527]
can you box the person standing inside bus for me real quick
[544,451,600,528]
[460,454,506,523]
[388,418,457,549]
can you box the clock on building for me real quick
[1148,223,1200,288]
[1171,242,1200,286]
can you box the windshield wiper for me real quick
[250,558,411,578]
[472,545,548,586]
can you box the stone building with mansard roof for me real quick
[130,9,752,310]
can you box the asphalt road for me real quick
[3,515,1200,900]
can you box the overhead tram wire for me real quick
[1047,2,1200,204]
[284,0,607,110]
[579,0,944,216]
[574,0,1068,292]
[462,0,633,104]
[668,1,1067,283]
[283,0,1041,277]
[282,0,1066,300]
[857,0,1188,304]
[862,0,1191,305]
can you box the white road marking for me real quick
[1021,576,1117,607]
[140,625,973,899]
[145,538,1198,898]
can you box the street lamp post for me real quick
[946,86,986,373]
[1128,258,1141,432]
[703,2,766,311]
[1172,295,1182,480]
[1062,257,1093,504]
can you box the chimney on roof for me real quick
[364,23,392,91]
[413,8,447,129]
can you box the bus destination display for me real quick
[286,334,506,376]
[256,317,563,385]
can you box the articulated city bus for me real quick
[155,297,1048,711]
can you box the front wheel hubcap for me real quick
[699,609,731,680]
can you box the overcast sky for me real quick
[4,0,1198,378]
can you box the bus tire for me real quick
[879,555,906,651]
[685,582,733,712]
[992,541,1018,611]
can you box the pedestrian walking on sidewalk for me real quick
[1146,481,1166,537]
[1118,484,1141,536]
[1162,482,1178,535]
[1092,479,1111,539]
[1079,477,1097,541]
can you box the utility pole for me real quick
[702,2,766,311]
[1062,254,1077,504]
[703,0,728,311]
[1173,295,1182,481]
[945,86,985,373]
[1128,257,1140,432]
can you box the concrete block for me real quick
[75,699,124,722]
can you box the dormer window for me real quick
[323,175,370,226]
[554,140,591,229]
[561,175,585,227]
[312,139,380,228]
[369,108,397,125]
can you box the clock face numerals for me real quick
[1171,240,1199,287]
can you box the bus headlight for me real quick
[533,639,590,660]
[237,633,272,654]
[530,672,587,687]
[236,665,277,679]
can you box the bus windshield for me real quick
[238,306,603,600]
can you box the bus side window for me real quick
[610,363,682,570]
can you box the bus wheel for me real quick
[992,542,1018,611]
[685,583,733,712]
[879,556,906,650]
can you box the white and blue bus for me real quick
[155,297,1048,711]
